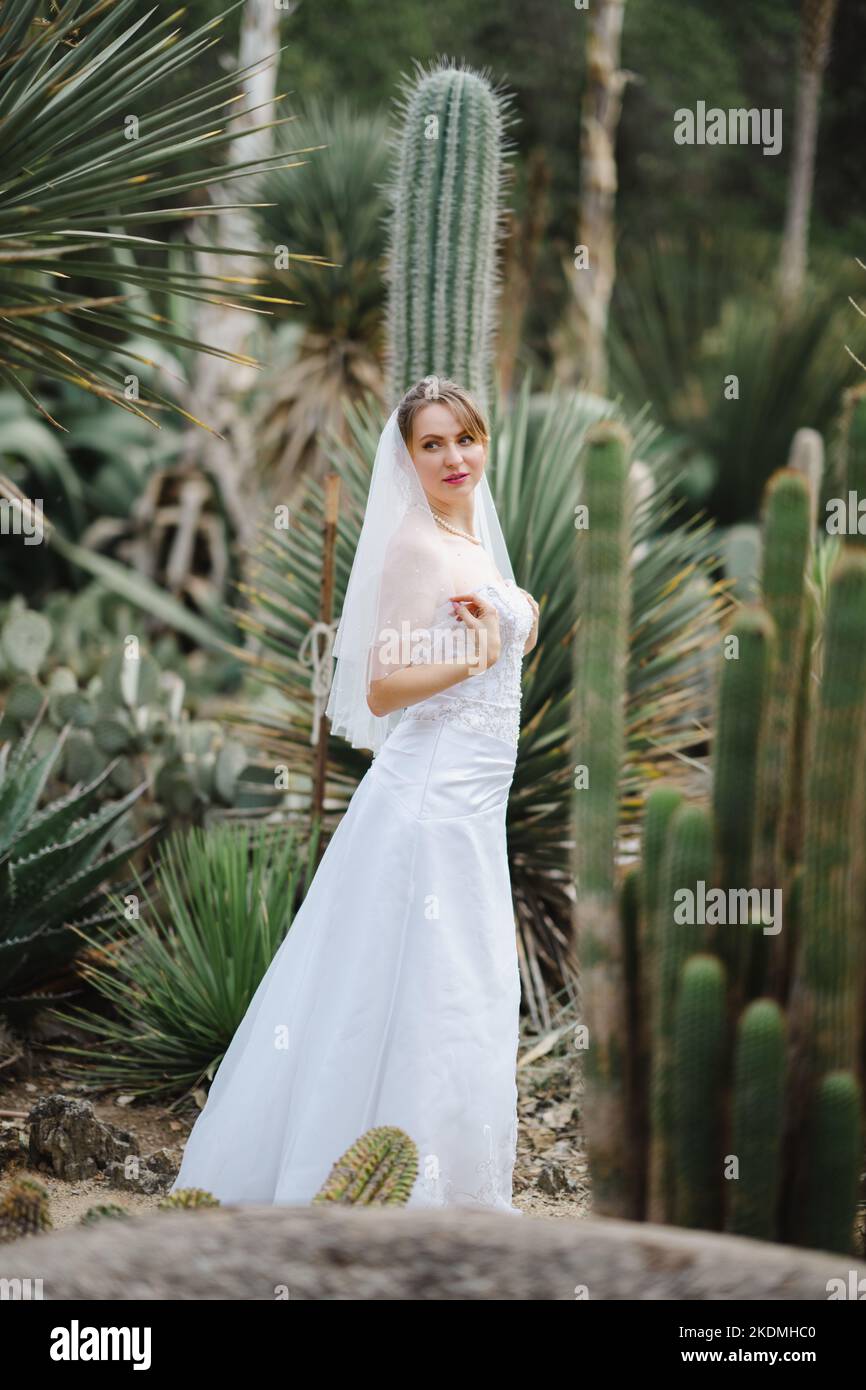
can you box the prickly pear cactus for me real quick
[0,1177,52,1242]
[313,1126,419,1205]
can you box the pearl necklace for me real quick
[431,508,481,546]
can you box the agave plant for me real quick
[43,820,320,1098]
[249,95,391,507]
[0,0,299,428]
[230,381,730,1021]
[0,708,151,1025]
[609,232,866,524]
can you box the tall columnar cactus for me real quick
[576,426,866,1254]
[725,1000,787,1241]
[711,605,774,1000]
[782,548,866,1238]
[797,1071,863,1254]
[312,1126,419,1205]
[572,422,634,1216]
[753,471,812,891]
[841,390,866,545]
[647,803,714,1224]
[383,58,515,412]
[789,548,866,1081]
[672,955,728,1230]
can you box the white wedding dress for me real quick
[170,576,533,1213]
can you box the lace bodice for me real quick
[398,578,533,749]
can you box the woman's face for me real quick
[408,402,486,508]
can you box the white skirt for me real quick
[169,716,523,1214]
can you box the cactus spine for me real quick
[313,1126,418,1205]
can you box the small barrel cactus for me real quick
[0,1177,52,1243]
[313,1126,419,1205]
[79,1203,132,1226]
[157,1187,221,1211]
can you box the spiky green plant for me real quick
[796,1071,862,1255]
[157,1188,220,1211]
[609,232,865,525]
[0,1177,52,1242]
[79,1203,131,1226]
[0,708,150,1024]
[572,421,633,1215]
[672,954,728,1230]
[576,423,866,1250]
[382,57,517,413]
[752,472,812,891]
[725,999,787,1241]
[647,801,713,1224]
[0,0,296,428]
[43,821,320,1097]
[312,1126,419,1206]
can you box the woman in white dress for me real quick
[170,377,539,1213]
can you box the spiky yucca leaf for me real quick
[0,0,302,428]
[44,821,319,1097]
[0,709,150,1021]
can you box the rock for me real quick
[144,1148,182,1179]
[104,1147,180,1196]
[2,1206,864,1301]
[535,1161,575,1196]
[27,1094,138,1182]
[0,1120,27,1174]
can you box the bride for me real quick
[169,376,540,1213]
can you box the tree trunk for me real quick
[778,0,839,309]
[553,0,629,396]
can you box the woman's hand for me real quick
[449,592,502,673]
[517,588,540,654]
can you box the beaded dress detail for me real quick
[399,578,533,749]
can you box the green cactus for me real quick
[793,548,866,1080]
[797,1072,863,1254]
[753,471,812,891]
[0,1177,52,1242]
[6,675,44,723]
[725,1000,786,1241]
[672,954,728,1230]
[711,605,774,999]
[383,58,515,412]
[648,802,714,1224]
[313,1126,419,1205]
[1,608,52,676]
[721,523,762,603]
[572,422,633,1217]
[157,1188,221,1211]
[840,391,866,549]
[79,1203,132,1226]
[0,709,151,1023]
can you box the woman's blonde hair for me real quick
[396,377,489,452]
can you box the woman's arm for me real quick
[367,593,502,718]
[367,654,484,718]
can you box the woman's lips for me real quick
[443,472,469,484]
